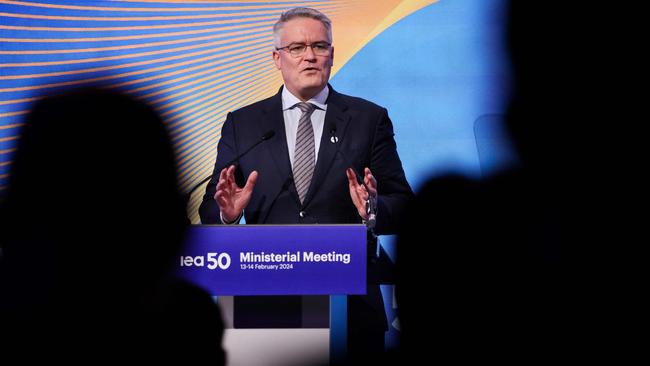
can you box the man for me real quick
[200,7,413,357]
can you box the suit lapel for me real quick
[303,87,350,206]
[261,87,297,201]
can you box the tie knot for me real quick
[293,102,316,115]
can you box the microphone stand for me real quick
[184,130,275,223]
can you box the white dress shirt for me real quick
[220,86,329,224]
[281,85,329,167]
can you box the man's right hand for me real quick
[214,165,258,223]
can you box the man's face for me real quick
[273,17,334,101]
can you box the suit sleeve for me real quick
[370,108,414,235]
[198,112,238,224]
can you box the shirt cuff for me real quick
[220,211,242,225]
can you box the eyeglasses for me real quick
[275,42,332,57]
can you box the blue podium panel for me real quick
[177,225,367,296]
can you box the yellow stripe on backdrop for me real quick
[0,135,19,142]
[154,61,275,124]
[0,32,272,67]
[0,16,280,32]
[0,38,271,83]
[0,123,24,130]
[0,25,274,54]
[0,38,272,95]
[0,16,279,43]
[0,7,343,21]
[0,0,438,218]
[163,64,278,145]
[0,0,343,12]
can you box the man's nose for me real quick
[302,45,317,60]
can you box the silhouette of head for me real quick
[2,87,186,289]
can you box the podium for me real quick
[176,224,367,365]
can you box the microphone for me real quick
[329,126,377,230]
[185,130,275,203]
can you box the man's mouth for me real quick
[302,67,320,72]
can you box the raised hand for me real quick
[346,167,377,220]
[214,165,258,223]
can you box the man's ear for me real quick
[330,46,335,66]
[273,51,281,70]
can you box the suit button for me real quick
[299,211,306,218]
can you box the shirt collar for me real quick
[282,85,329,111]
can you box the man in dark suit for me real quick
[199,7,412,359]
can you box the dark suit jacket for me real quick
[199,85,413,331]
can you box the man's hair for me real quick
[273,7,332,48]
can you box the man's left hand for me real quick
[346,167,377,220]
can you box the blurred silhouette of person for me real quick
[502,2,632,361]
[0,88,226,364]
[395,2,566,362]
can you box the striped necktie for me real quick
[292,102,316,204]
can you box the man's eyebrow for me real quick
[288,40,329,44]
